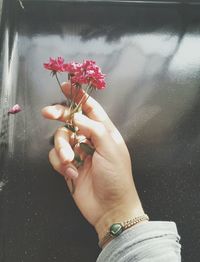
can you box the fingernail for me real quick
[65,167,78,179]
[59,148,69,162]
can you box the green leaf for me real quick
[80,143,95,155]
[74,153,81,162]
[74,153,84,167]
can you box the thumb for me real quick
[73,113,110,150]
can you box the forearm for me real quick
[96,221,181,262]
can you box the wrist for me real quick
[98,214,149,248]
[94,204,145,243]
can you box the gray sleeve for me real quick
[96,221,181,262]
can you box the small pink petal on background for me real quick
[8,104,22,114]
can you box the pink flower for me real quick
[90,78,106,89]
[8,104,22,114]
[83,60,106,89]
[71,74,88,85]
[63,62,83,75]
[44,58,106,89]
[66,60,106,89]
[44,57,65,73]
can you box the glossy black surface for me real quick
[0,0,200,261]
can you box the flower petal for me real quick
[8,104,22,114]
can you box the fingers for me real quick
[49,148,78,180]
[42,82,114,130]
[54,127,74,164]
[41,104,70,122]
[49,148,64,174]
[62,81,112,125]
[73,113,110,149]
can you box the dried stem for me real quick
[70,84,92,116]
[18,0,25,9]
[55,73,62,92]
[55,73,70,106]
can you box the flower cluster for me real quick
[43,57,106,169]
[44,57,105,90]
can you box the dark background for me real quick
[0,0,200,261]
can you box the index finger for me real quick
[43,81,115,130]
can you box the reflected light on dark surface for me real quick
[0,28,19,155]
[0,1,200,262]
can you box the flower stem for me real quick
[55,73,62,91]
[83,86,93,105]
[70,84,92,115]
[69,75,73,109]
[56,73,70,106]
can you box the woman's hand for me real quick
[41,82,144,241]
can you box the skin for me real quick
[41,82,145,246]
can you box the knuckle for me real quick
[54,128,69,146]
[94,122,106,136]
